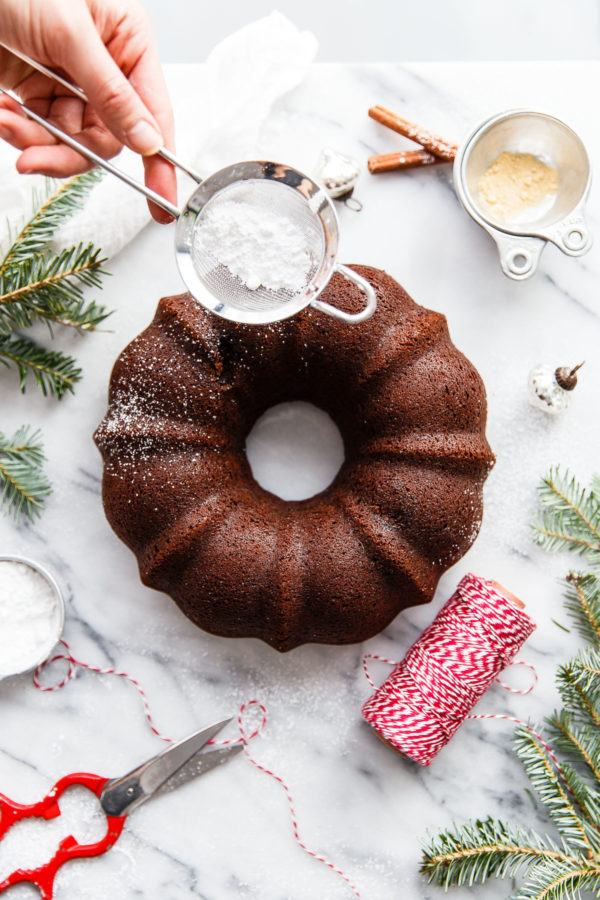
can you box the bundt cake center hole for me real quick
[245,401,345,501]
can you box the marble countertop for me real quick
[0,62,599,900]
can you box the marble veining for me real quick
[0,61,599,899]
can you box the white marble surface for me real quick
[0,61,599,900]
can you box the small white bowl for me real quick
[454,109,592,280]
[0,555,65,680]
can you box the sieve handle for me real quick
[311,264,377,323]
[0,87,180,219]
[0,42,203,185]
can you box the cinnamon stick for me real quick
[368,149,448,174]
[368,105,457,161]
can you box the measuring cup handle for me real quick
[310,265,377,323]
[546,214,593,257]
[493,234,546,281]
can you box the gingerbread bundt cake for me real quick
[94,266,495,651]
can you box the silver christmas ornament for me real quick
[315,147,361,206]
[528,362,585,414]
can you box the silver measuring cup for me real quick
[454,109,592,280]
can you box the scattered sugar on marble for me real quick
[0,561,61,677]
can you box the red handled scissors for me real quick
[0,718,241,898]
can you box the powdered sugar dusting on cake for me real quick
[94,271,494,650]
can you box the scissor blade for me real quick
[156,744,244,796]
[140,719,233,798]
[100,718,232,817]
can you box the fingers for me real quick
[40,95,83,138]
[0,96,55,147]
[17,143,94,176]
[142,155,176,223]
[0,93,122,174]
[64,19,163,157]
[131,51,177,223]
[0,93,86,172]
[0,6,177,225]
[63,20,177,223]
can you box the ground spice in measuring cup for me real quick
[478,151,558,222]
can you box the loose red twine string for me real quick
[33,640,361,898]
[34,640,172,742]
[361,574,566,776]
[215,702,361,898]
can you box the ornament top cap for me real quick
[555,362,585,391]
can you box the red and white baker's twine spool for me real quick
[362,574,538,766]
[34,641,361,898]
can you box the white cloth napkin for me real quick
[0,11,318,260]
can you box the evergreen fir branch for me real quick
[533,467,600,566]
[0,243,109,335]
[47,296,110,331]
[0,426,51,520]
[2,243,106,300]
[0,334,81,397]
[421,817,576,889]
[0,171,103,275]
[513,725,598,856]
[559,761,600,836]
[556,651,600,732]
[0,173,109,522]
[546,752,600,846]
[546,709,600,784]
[563,573,600,646]
[515,857,600,900]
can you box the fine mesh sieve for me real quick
[0,47,376,325]
[175,161,376,324]
[190,180,323,315]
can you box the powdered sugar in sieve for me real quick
[190,180,324,312]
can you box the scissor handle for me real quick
[0,772,127,899]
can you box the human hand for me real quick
[0,0,175,223]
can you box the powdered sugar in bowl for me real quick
[0,556,65,679]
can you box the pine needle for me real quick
[421,818,576,888]
[513,726,597,856]
[533,467,600,567]
[564,573,600,646]
[0,170,103,273]
[0,169,111,519]
[546,708,600,784]
[0,244,109,335]
[0,426,51,520]
[0,334,81,397]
